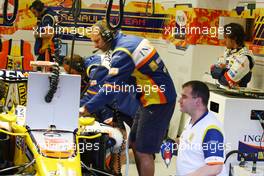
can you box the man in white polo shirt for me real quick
[176,81,227,176]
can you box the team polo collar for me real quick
[192,110,209,127]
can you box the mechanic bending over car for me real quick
[63,54,139,127]
[80,20,177,176]
[63,54,140,175]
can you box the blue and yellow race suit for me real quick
[83,32,176,113]
[34,8,57,61]
[211,47,255,87]
[80,54,139,123]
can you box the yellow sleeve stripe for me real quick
[113,47,132,58]
[202,125,223,141]
[86,89,97,95]
[86,64,100,77]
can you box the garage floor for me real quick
[121,151,177,176]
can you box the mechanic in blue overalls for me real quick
[80,20,177,176]
[63,54,139,127]
[30,0,58,61]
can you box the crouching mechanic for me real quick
[211,23,255,88]
[177,81,227,176]
[81,20,177,176]
[63,54,139,126]
[63,54,139,174]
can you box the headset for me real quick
[96,21,114,43]
[63,57,85,73]
[29,0,45,12]
[92,21,115,54]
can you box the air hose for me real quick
[68,0,81,74]
[3,0,18,25]
[44,0,66,103]
[44,63,60,103]
[224,150,246,164]
[107,106,126,176]
[106,0,124,30]
[146,0,155,16]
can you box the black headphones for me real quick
[30,0,45,12]
[96,21,114,43]
[64,57,85,73]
